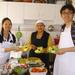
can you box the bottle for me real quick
[54,35,60,45]
[16,26,22,46]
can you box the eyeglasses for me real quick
[62,12,73,15]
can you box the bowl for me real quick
[30,72,47,75]
[30,67,47,75]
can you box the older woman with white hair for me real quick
[28,20,53,75]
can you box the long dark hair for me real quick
[1,17,12,36]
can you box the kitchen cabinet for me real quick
[0,2,64,25]
[24,3,40,20]
[0,2,7,23]
[7,2,24,24]
[23,3,56,27]
[24,3,55,21]
[24,3,63,25]
[39,4,55,20]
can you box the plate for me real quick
[29,63,45,67]
[28,57,44,67]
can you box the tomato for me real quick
[31,67,47,72]
[32,68,37,72]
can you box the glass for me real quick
[21,52,27,58]
[21,51,29,58]
[62,12,73,15]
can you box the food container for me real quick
[30,67,47,75]
[12,63,29,75]
[8,58,18,69]
[30,71,47,75]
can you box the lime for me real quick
[16,31,22,40]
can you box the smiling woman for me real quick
[0,17,21,65]
[26,20,53,75]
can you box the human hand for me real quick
[43,48,48,53]
[55,48,66,55]
[14,47,22,52]
[31,44,37,50]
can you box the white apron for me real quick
[53,27,75,75]
[0,33,13,66]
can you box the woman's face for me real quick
[61,9,74,24]
[36,23,45,32]
[2,20,12,32]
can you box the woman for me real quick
[0,17,19,65]
[53,4,75,75]
[28,20,53,74]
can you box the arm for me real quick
[56,46,75,55]
[63,47,75,52]
[43,35,54,52]
[25,35,37,50]
[0,43,14,52]
[0,33,20,52]
[4,48,14,52]
[48,35,54,47]
[4,47,20,52]
[0,43,20,52]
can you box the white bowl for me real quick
[30,67,47,75]
[30,72,47,75]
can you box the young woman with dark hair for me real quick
[0,17,20,65]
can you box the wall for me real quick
[0,2,64,24]
[0,2,63,44]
